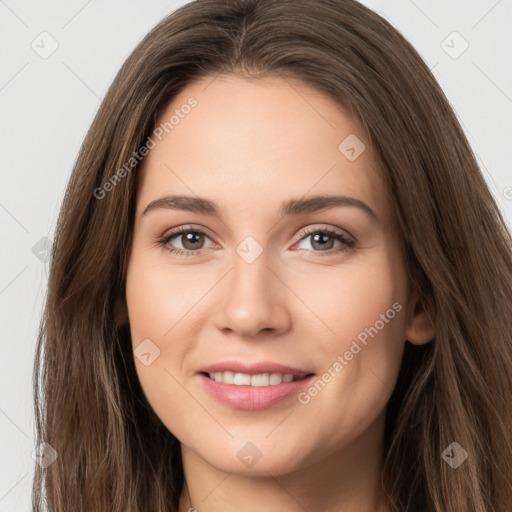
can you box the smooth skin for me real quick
[123,74,435,512]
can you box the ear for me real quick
[114,293,129,328]
[404,289,435,345]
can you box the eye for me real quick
[157,224,355,257]
[157,226,214,256]
[293,225,355,255]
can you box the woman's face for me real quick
[125,74,427,475]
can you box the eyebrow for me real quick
[142,194,378,222]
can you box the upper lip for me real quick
[198,361,314,379]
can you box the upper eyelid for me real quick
[162,224,216,242]
[298,224,355,241]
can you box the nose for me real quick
[212,250,292,339]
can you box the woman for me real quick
[32,0,512,511]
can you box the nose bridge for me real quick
[225,231,272,295]
[229,240,273,310]
[213,237,289,337]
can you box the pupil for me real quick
[312,233,334,250]
[183,232,203,250]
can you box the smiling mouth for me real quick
[201,371,313,386]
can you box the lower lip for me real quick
[198,373,315,410]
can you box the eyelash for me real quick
[156,225,356,257]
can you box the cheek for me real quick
[125,255,185,406]
[125,252,201,344]
[300,257,405,352]
[126,270,167,342]
[293,256,407,450]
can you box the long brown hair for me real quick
[32,0,512,510]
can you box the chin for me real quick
[194,437,311,476]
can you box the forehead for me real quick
[136,74,392,226]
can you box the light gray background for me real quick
[1,1,511,510]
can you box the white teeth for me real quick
[208,371,298,386]
[269,373,282,385]
[251,374,269,386]
[222,371,234,384]
[233,373,251,385]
